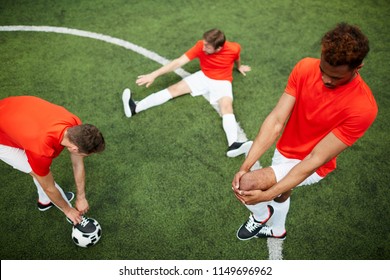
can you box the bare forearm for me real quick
[240,115,283,172]
[71,154,86,198]
[70,153,90,214]
[137,55,190,87]
[151,57,186,78]
[240,93,295,172]
[73,164,86,198]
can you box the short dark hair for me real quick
[67,124,105,154]
[203,29,226,49]
[321,22,370,69]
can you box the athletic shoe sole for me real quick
[227,141,253,157]
[122,88,132,117]
[256,227,287,240]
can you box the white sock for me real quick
[268,198,290,236]
[222,114,238,146]
[135,89,173,113]
[33,177,71,207]
[246,202,272,223]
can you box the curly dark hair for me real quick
[321,23,370,69]
[67,124,105,154]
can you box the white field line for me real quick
[267,238,284,260]
[0,25,282,259]
[0,25,190,78]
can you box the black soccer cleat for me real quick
[74,216,97,234]
[256,225,287,240]
[236,205,274,240]
[38,191,74,211]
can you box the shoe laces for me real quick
[245,215,263,233]
[80,216,89,227]
[258,225,273,237]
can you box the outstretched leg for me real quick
[122,80,191,118]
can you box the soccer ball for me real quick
[71,217,102,248]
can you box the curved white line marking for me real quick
[0,25,190,78]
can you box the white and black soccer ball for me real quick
[71,217,102,248]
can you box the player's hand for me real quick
[233,188,266,205]
[75,197,89,215]
[136,73,155,88]
[238,65,251,76]
[232,170,247,190]
[65,208,82,225]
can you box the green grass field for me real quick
[0,0,389,260]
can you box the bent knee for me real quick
[239,168,276,191]
[239,172,258,191]
[168,81,191,97]
[218,97,233,115]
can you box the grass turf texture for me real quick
[0,0,389,260]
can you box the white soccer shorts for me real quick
[270,149,324,186]
[184,70,233,106]
[0,144,32,174]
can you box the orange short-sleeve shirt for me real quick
[0,96,81,176]
[185,40,240,82]
[277,58,377,177]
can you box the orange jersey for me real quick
[277,58,377,177]
[185,40,240,82]
[0,96,81,176]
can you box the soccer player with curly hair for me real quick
[232,23,377,240]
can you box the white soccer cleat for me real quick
[226,140,253,157]
[122,88,132,117]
